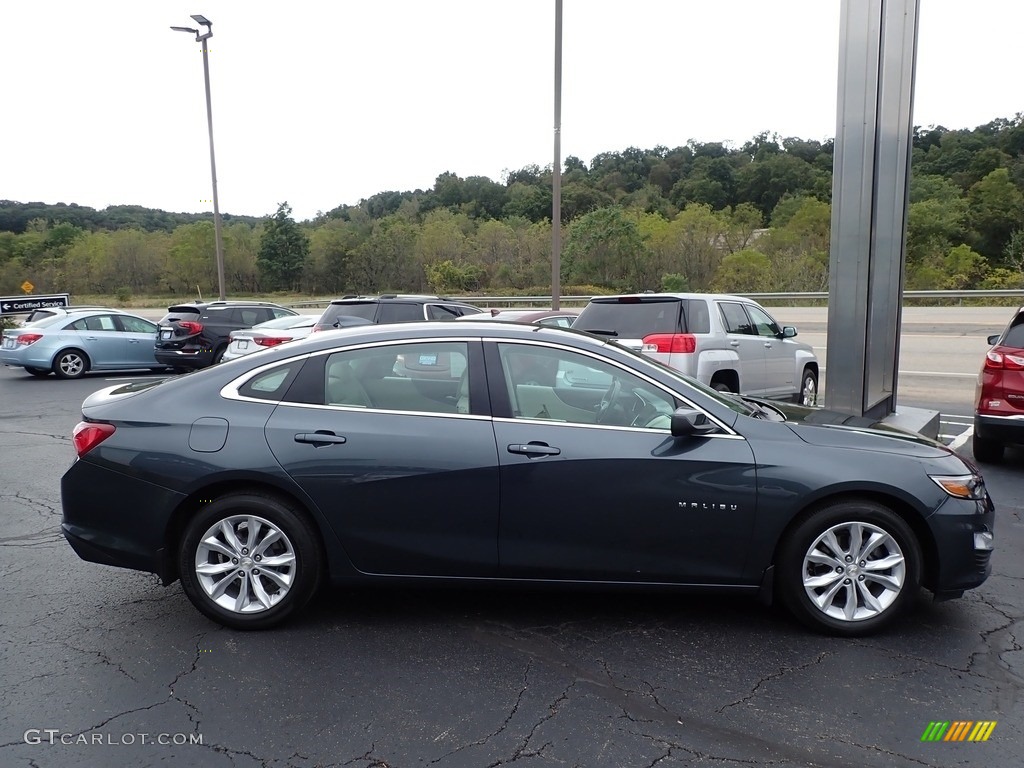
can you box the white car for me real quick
[220,315,322,363]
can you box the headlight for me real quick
[929,473,987,501]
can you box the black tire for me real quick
[972,433,1004,464]
[52,349,89,379]
[711,380,735,394]
[777,499,921,636]
[26,367,51,378]
[212,345,227,365]
[798,367,818,406]
[178,493,323,630]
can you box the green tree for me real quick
[711,249,774,293]
[258,202,310,291]
[562,206,648,290]
[966,168,1024,260]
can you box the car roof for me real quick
[326,294,462,304]
[586,292,750,302]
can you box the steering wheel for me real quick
[595,378,622,425]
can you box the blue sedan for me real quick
[1,309,166,378]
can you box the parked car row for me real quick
[2,294,823,403]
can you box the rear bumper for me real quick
[154,348,216,370]
[974,413,1024,445]
[61,458,186,581]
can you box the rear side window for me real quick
[239,362,301,401]
[719,302,755,335]
[575,299,682,337]
[378,303,425,323]
[1003,316,1024,348]
[69,314,119,331]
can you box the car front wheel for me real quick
[799,368,818,406]
[178,493,323,630]
[52,349,89,379]
[778,499,920,636]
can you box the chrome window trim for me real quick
[220,352,314,404]
[269,399,493,421]
[491,415,745,438]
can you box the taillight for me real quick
[641,333,697,354]
[985,349,1024,370]
[179,321,204,335]
[255,336,292,347]
[14,333,43,346]
[72,421,116,457]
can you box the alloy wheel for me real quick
[194,514,297,614]
[801,521,906,622]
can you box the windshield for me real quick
[576,298,682,337]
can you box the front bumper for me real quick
[927,494,995,595]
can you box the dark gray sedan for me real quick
[61,322,995,635]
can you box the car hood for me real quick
[758,399,953,459]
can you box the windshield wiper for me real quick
[581,329,618,336]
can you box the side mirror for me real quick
[987,334,1000,345]
[782,326,798,338]
[670,408,719,438]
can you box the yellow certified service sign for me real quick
[21,280,34,293]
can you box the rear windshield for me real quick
[160,306,201,323]
[1003,317,1024,348]
[323,303,378,323]
[576,298,709,337]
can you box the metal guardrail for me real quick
[282,289,1024,310]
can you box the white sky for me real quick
[2,1,1021,222]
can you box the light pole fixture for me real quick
[551,0,563,310]
[171,14,227,301]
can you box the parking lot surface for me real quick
[1,364,1022,767]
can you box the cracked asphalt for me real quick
[1,365,1022,768]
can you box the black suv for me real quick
[155,301,297,370]
[312,295,482,332]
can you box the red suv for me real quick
[973,306,1024,462]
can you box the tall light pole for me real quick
[171,15,226,301]
[551,0,563,310]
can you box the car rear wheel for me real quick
[52,349,89,379]
[711,380,735,394]
[777,499,920,636]
[212,345,227,364]
[26,367,51,377]
[178,493,323,630]
[971,433,1004,463]
[799,368,818,406]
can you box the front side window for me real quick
[745,305,781,337]
[325,342,469,414]
[118,316,157,333]
[497,343,678,429]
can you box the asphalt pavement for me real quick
[1,362,1022,768]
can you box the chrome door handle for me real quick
[729,340,740,347]
[295,431,347,446]
[507,443,560,457]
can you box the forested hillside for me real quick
[2,116,1023,298]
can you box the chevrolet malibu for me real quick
[61,322,994,635]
